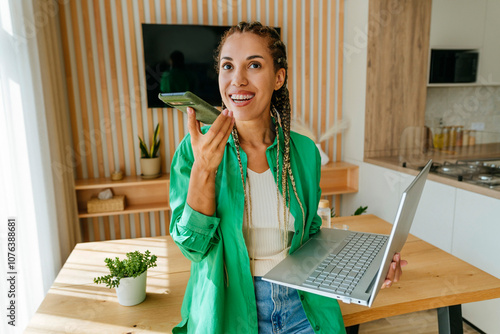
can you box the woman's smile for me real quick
[229,91,255,107]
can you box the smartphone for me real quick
[158,91,221,124]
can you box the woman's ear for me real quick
[274,68,286,90]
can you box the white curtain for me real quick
[0,1,80,333]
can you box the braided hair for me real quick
[215,21,306,246]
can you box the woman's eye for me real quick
[221,63,232,70]
[249,62,261,69]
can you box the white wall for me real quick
[341,1,500,332]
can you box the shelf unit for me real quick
[75,175,170,218]
[320,161,359,195]
[74,162,358,218]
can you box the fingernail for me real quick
[187,107,193,114]
[392,262,396,270]
[222,109,228,116]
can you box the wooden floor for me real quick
[358,309,481,334]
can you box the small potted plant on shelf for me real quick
[93,250,158,306]
[138,123,161,178]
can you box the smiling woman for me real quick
[168,22,346,333]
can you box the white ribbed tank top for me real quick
[243,168,295,276]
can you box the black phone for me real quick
[158,91,221,124]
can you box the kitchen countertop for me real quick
[365,145,500,200]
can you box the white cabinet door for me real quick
[403,177,456,252]
[452,189,500,333]
[478,0,500,84]
[430,0,487,49]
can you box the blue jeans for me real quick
[254,277,315,334]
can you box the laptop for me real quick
[263,160,432,307]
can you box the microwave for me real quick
[429,49,478,83]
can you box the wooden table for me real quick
[26,215,500,333]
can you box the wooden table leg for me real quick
[437,304,463,334]
[345,324,359,334]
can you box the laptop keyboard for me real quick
[302,232,388,296]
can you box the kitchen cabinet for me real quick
[479,0,500,84]
[452,189,500,333]
[344,160,500,331]
[429,0,500,85]
[429,0,486,49]
[404,177,455,252]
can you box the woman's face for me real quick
[218,32,285,122]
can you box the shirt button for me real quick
[295,230,300,234]
[300,294,305,301]
[315,325,320,331]
[208,224,214,229]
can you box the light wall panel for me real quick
[59,0,344,241]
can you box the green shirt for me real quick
[169,126,345,334]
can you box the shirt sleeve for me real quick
[169,137,221,262]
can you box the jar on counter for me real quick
[433,127,444,149]
[469,130,476,146]
[455,126,463,147]
[463,130,470,147]
[443,126,450,148]
[449,126,457,148]
[318,199,332,228]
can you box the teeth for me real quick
[231,94,254,100]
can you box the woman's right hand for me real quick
[187,107,234,174]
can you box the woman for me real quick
[169,21,405,333]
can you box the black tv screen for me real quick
[142,24,230,108]
[142,24,280,108]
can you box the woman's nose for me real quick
[231,69,247,86]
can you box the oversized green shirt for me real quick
[169,126,345,334]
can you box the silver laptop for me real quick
[263,160,432,307]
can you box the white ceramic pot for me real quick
[140,157,161,176]
[115,270,147,306]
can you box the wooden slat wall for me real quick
[58,0,344,241]
[364,0,431,159]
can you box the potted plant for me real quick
[139,123,161,177]
[94,250,158,306]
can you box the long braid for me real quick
[216,22,307,251]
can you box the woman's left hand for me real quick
[381,253,408,289]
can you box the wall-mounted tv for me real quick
[141,24,280,109]
[142,24,230,108]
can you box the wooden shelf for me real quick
[75,174,169,189]
[75,174,170,218]
[78,202,170,218]
[320,161,359,195]
[75,163,359,219]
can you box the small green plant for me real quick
[138,124,161,158]
[93,250,158,288]
[331,205,368,218]
[353,205,368,216]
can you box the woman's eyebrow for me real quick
[220,55,265,61]
[247,55,264,60]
